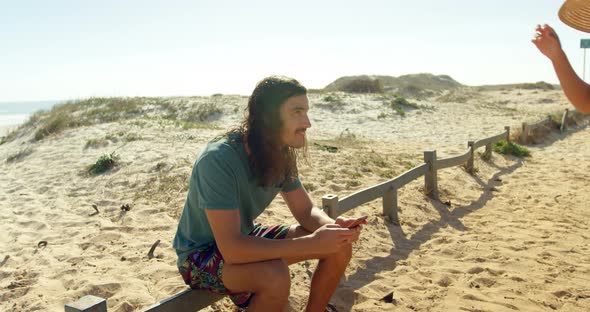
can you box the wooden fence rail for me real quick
[322,126,511,219]
[520,108,582,144]
[436,147,472,170]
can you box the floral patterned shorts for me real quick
[178,223,290,308]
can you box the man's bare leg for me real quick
[284,225,353,312]
[221,259,291,312]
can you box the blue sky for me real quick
[1,0,589,101]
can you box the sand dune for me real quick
[0,89,588,311]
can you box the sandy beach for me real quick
[0,124,18,137]
[0,88,588,311]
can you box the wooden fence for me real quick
[322,126,510,221]
[65,109,581,312]
[519,108,584,144]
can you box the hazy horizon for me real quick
[1,0,587,102]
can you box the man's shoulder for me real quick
[198,132,245,165]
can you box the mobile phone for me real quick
[347,215,368,228]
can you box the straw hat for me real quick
[559,0,590,33]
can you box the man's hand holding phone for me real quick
[335,215,368,229]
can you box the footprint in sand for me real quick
[469,277,497,288]
[467,266,485,274]
[552,290,572,298]
[85,282,122,299]
[436,276,453,287]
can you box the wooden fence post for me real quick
[520,122,528,144]
[423,150,438,199]
[383,188,399,224]
[322,194,339,219]
[560,108,569,133]
[504,126,510,143]
[484,143,492,159]
[65,295,107,312]
[466,141,475,174]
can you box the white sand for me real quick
[0,89,588,311]
[0,124,18,137]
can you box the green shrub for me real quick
[340,78,383,93]
[323,94,341,102]
[493,140,530,157]
[315,93,345,110]
[34,114,83,141]
[360,152,388,168]
[180,121,221,130]
[384,94,418,116]
[6,147,34,163]
[187,102,223,122]
[124,133,142,142]
[399,84,434,99]
[88,152,120,174]
[85,138,109,148]
[520,81,554,90]
[345,180,361,188]
[313,142,338,153]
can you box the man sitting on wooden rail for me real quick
[532,0,590,114]
[173,76,367,311]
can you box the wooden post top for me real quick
[322,194,338,200]
[65,295,106,312]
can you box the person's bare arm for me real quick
[206,208,357,264]
[550,51,590,113]
[281,186,368,232]
[532,24,590,114]
[281,186,333,233]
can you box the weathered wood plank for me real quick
[466,141,475,174]
[560,108,569,133]
[322,194,339,218]
[424,151,437,198]
[505,126,511,143]
[436,148,471,169]
[337,164,428,215]
[473,131,508,149]
[65,295,107,312]
[142,289,224,312]
[382,189,399,224]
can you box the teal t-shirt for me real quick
[173,132,301,267]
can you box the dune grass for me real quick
[3,97,224,143]
[88,152,120,175]
[6,147,34,163]
[493,140,530,157]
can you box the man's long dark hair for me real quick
[234,76,307,187]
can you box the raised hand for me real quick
[532,24,563,61]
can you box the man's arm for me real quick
[533,24,590,114]
[549,51,590,114]
[281,186,333,233]
[281,186,369,232]
[206,208,357,264]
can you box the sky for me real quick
[1,0,589,102]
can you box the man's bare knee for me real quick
[325,244,353,266]
[258,259,291,298]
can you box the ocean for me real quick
[0,100,61,136]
